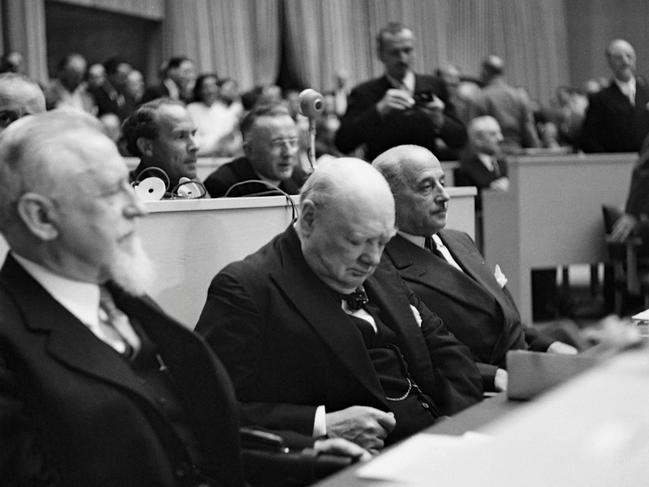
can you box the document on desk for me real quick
[357,432,489,484]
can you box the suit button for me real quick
[174,466,186,479]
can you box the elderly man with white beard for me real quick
[0,110,368,486]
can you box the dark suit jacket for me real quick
[203,156,308,198]
[579,77,649,153]
[456,151,508,189]
[195,226,482,441]
[90,81,134,121]
[0,254,244,487]
[334,74,467,161]
[383,232,553,390]
[141,81,172,104]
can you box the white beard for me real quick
[108,235,155,296]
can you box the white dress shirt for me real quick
[12,253,138,354]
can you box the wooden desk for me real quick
[315,344,649,486]
[481,152,636,324]
[1,188,476,327]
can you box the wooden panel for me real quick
[482,152,636,324]
[0,188,475,327]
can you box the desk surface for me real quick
[315,345,649,487]
[314,393,522,487]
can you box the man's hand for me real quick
[326,406,396,452]
[494,368,508,392]
[376,89,414,116]
[420,95,445,130]
[489,177,510,192]
[313,437,373,462]
[547,341,578,355]
[610,213,638,242]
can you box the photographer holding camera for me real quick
[335,22,467,161]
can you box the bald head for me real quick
[0,73,46,132]
[373,145,450,236]
[481,54,505,83]
[297,158,396,293]
[606,39,636,82]
[467,116,503,155]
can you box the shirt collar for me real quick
[12,253,101,328]
[386,70,415,94]
[477,152,495,170]
[614,76,636,95]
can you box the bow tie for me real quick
[340,286,369,311]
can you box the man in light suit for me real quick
[0,111,366,486]
[334,22,466,161]
[580,39,649,153]
[373,145,577,392]
[196,158,482,452]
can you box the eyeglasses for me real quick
[270,138,299,149]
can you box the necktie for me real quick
[424,236,445,260]
[99,286,140,357]
[340,286,369,311]
[492,158,501,178]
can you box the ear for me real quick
[136,137,154,158]
[298,199,317,237]
[16,193,60,241]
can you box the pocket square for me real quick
[494,265,508,288]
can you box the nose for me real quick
[124,185,147,218]
[360,241,383,267]
[282,140,298,157]
[435,183,450,202]
[188,133,199,153]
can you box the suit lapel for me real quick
[0,255,161,407]
[269,228,387,406]
[109,285,242,480]
[363,265,436,394]
[386,234,494,312]
[439,231,520,317]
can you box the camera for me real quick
[413,92,435,106]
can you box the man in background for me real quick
[335,22,466,161]
[122,98,202,199]
[456,115,509,192]
[203,103,308,197]
[469,55,540,153]
[580,39,649,153]
[142,55,196,104]
[0,73,45,133]
[44,52,96,114]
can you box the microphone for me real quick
[298,89,324,171]
[298,88,324,118]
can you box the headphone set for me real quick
[131,167,207,201]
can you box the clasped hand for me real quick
[325,405,396,453]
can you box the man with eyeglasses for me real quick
[122,98,207,199]
[203,103,308,197]
[0,73,45,132]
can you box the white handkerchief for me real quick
[494,265,508,288]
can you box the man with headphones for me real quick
[203,103,308,198]
[122,97,205,199]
